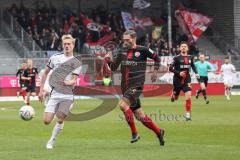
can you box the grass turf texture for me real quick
[0,96,240,160]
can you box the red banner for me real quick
[209,59,223,74]
[175,9,213,44]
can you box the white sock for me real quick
[69,103,74,111]
[225,89,229,96]
[50,122,64,141]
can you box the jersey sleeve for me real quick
[145,48,160,70]
[108,53,122,71]
[169,56,180,75]
[23,69,28,77]
[191,56,198,74]
[220,65,223,72]
[231,64,236,72]
[16,70,20,77]
[194,61,199,71]
[72,66,82,76]
[207,62,215,72]
[194,61,199,67]
[35,68,39,74]
[47,56,54,69]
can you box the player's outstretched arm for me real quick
[38,67,50,102]
[16,69,20,77]
[191,57,200,78]
[105,52,122,72]
[231,64,237,73]
[191,57,198,74]
[145,48,160,82]
[208,62,216,72]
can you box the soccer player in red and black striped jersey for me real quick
[105,30,165,146]
[22,59,38,105]
[16,62,27,101]
[169,42,199,121]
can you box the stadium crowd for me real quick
[7,3,199,56]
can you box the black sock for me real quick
[202,89,207,100]
[197,90,202,95]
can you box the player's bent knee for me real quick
[134,113,142,121]
[119,103,127,111]
[56,112,66,122]
[43,113,54,125]
[57,119,64,124]
[119,98,130,111]
[186,96,191,100]
[185,92,191,100]
[133,109,144,121]
[201,85,206,90]
[43,119,52,125]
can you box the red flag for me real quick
[80,13,93,27]
[175,9,213,44]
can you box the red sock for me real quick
[124,108,137,135]
[20,90,26,100]
[186,99,191,112]
[140,115,160,135]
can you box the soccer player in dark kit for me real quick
[169,42,199,121]
[22,59,38,105]
[105,30,165,146]
[16,62,28,102]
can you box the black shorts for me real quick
[197,76,208,87]
[122,86,143,111]
[173,76,192,97]
[26,85,36,93]
[20,82,27,89]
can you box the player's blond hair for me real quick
[62,34,76,45]
[27,58,33,64]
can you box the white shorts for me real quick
[45,98,73,115]
[223,77,234,87]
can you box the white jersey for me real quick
[47,52,81,100]
[221,63,236,86]
[221,63,235,77]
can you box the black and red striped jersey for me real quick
[23,67,38,86]
[16,68,25,84]
[169,54,197,78]
[108,46,160,88]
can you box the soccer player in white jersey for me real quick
[220,56,236,100]
[38,34,81,149]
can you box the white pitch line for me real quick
[0,107,17,111]
[0,95,120,102]
[0,96,39,102]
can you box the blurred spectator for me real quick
[48,30,60,51]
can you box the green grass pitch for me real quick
[0,96,240,160]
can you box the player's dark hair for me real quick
[123,30,137,38]
[180,41,188,47]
